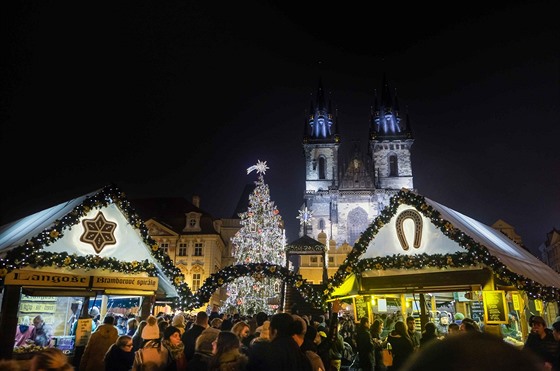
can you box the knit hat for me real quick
[142,315,160,340]
[529,316,546,327]
[172,313,185,327]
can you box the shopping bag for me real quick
[381,349,393,366]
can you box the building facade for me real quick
[298,76,414,282]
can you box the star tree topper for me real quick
[247,160,269,175]
[297,207,314,226]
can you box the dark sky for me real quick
[2,1,558,256]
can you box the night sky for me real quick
[2,1,558,256]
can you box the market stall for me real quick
[0,184,191,361]
[326,189,560,343]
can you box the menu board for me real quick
[483,290,508,324]
[353,296,370,323]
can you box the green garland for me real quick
[184,262,326,311]
[0,184,194,306]
[324,189,560,303]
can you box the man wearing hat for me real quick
[523,315,559,370]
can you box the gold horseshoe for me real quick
[396,209,423,250]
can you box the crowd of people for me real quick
[4,309,560,371]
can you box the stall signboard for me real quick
[353,295,371,323]
[5,270,89,287]
[5,270,158,291]
[483,290,508,324]
[91,276,158,291]
[74,318,93,347]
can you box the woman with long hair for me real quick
[208,330,248,371]
[370,319,388,371]
[386,320,414,370]
[132,325,187,371]
[327,315,345,371]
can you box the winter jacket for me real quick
[80,323,119,371]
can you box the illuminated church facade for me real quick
[300,75,414,251]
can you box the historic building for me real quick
[132,196,240,311]
[538,228,560,272]
[298,76,414,283]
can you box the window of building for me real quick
[389,154,398,176]
[329,256,334,264]
[319,157,326,179]
[194,243,203,256]
[189,219,196,227]
[192,273,201,291]
[178,243,187,256]
[348,207,369,246]
[160,242,169,255]
[310,257,318,263]
[319,219,325,230]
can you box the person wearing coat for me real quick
[104,335,135,371]
[356,317,375,371]
[80,314,119,371]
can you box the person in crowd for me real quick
[162,326,188,371]
[316,329,330,371]
[247,312,312,371]
[356,316,375,371]
[182,311,209,362]
[172,313,187,335]
[419,322,439,348]
[159,320,170,340]
[104,334,135,371]
[132,320,148,352]
[210,318,223,330]
[446,323,460,336]
[231,321,251,355]
[207,330,249,371]
[386,320,414,370]
[523,315,559,371]
[132,325,187,371]
[400,330,546,371]
[254,312,269,337]
[250,320,270,346]
[80,314,119,371]
[459,317,480,332]
[327,315,346,371]
[29,347,74,371]
[293,314,325,371]
[189,327,220,371]
[15,315,35,347]
[370,319,388,371]
[31,315,53,347]
[405,316,421,352]
[142,315,162,347]
[127,317,139,337]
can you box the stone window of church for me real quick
[389,155,398,176]
[319,157,326,179]
[319,219,325,230]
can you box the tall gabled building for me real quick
[301,75,415,247]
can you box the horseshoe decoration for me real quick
[396,209,423,250]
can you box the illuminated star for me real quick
[247,160,269,175]
[297,207,313,226]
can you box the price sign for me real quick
[482,290,508,324]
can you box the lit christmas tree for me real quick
[223,160,286,315]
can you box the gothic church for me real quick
[301,75,415,248]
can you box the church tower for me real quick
[369,74,414,189]
[300,75,415,248]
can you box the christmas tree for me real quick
[223,160,286,315]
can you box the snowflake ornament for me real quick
[297,207,313,226]
[247,160,269,175]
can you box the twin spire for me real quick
[302,74,413,142]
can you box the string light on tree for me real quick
[223,160,285,315]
